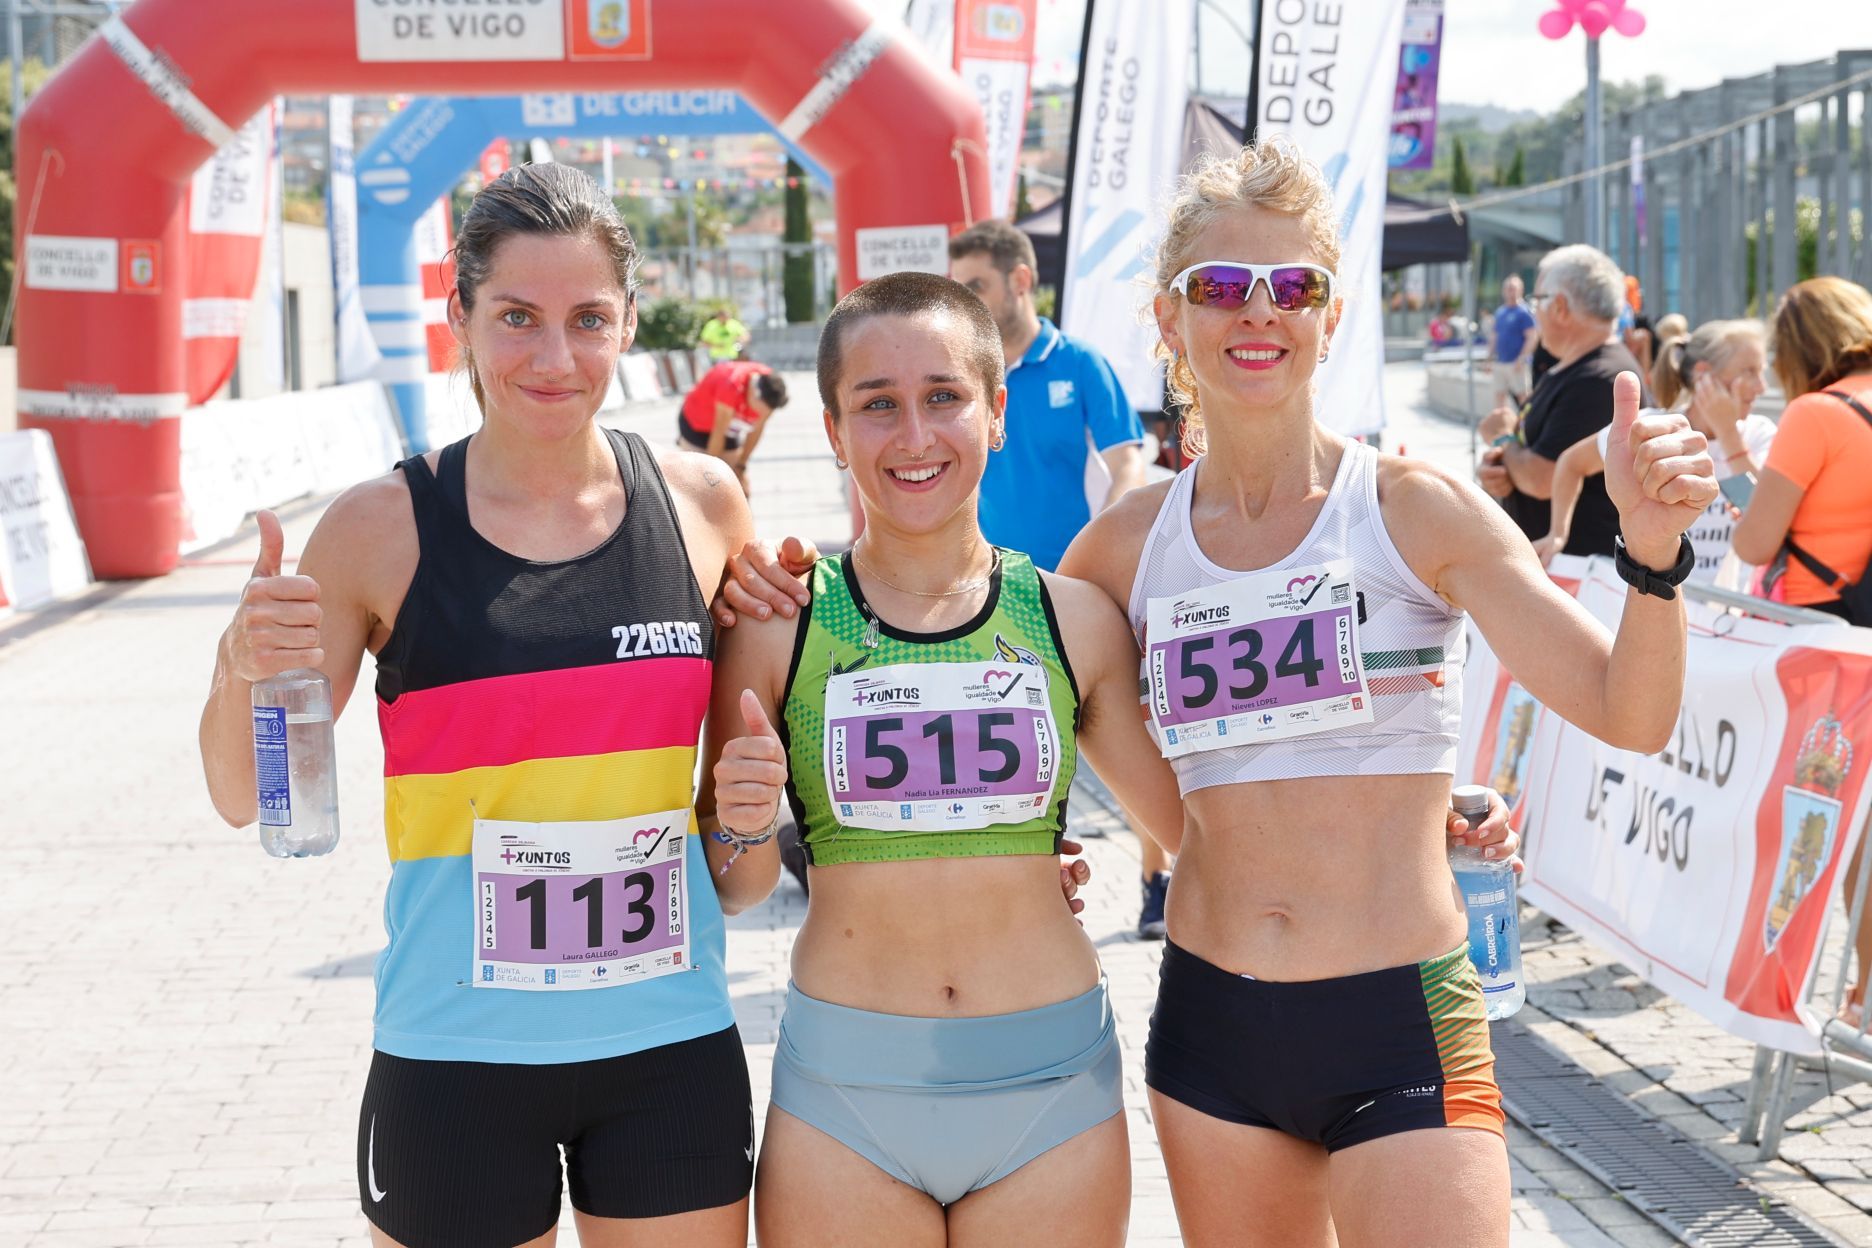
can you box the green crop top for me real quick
[779,549,1081,867]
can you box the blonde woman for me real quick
[1535,319,1772,588]
[1059,141,1715,1246]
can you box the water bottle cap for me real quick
[1451,784,1493,817]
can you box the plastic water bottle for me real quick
[1450,784,1523,1019]
[251,669,340,858]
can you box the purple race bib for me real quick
[469,806,692,991]
[1145,560,1373,758]
[824,661,1060,831]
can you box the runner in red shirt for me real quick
[679,360,790,493]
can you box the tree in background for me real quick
[0,58,54,341]
[782,156,814,324]
[1501,146,1526,188]
[1451,136,1476,196]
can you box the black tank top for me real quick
[376,427,714,702]
[369,427,732,1062]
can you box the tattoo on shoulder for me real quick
[703,468,724,488]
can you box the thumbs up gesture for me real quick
[225,509,324,682]
[1602,371,1718,564]
[714,689,788,836]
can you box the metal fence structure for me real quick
[635,240,839,329]
[1574,51,1872,325]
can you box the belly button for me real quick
[943,985,957,1002]
[844,928,854,939]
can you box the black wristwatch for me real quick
[1613,535,1695,600]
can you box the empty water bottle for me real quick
[252,669,340,858]
[1450,784,1523,1019]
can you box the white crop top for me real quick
[1127,440,1465,795]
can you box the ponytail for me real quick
[1651,335,1690,409]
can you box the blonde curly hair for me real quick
[1150,139,1342,457]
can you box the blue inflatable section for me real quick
[357,91,827,451]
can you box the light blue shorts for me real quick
[769,978,1122,1205]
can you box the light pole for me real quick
[1538,0,1645,250]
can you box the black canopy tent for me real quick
[1016,101,1471,285]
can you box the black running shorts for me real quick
[1145,941,1503,1151]
[357,1025,753,1247]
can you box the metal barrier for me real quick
[1706,585,1872,1161]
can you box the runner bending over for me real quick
[1058,141,1715,1248]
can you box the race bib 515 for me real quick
[824,660,1060,832]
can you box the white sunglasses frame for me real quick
[1167,260,1337,311]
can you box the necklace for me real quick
[852,543,998,599]
[851,543,999,649]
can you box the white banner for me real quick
[355,0,564,62]
[1058,0,1196,413]
[1255,0,1408,439]
[24,235,117,292]
[328,96,384,384]
[1457,557,1872,1054]
[259,99,287,391]
[954,0,1038,220]
[0,430,92,608]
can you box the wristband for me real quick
[1613,535,1695,600]
[1490,433,1518,450]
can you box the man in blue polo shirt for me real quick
[951,220,1166,937]
[949,220,1145,573]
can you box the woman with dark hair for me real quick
[198,163,794,1248]
[714,272,1516,1247]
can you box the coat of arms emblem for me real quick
[1765,715,1852,951]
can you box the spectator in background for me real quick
[947,219,1145,574]
[1733,276,1872,1033]
[948,219,1158,933]
[679,358,789,494]
[1477,244,1654,557]
[700,306,751,362]
[1535,319,1771,588]
[1489,275,1537,406]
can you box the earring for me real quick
[834,455,849,470]
[990,430,1006,452]
[1318,348,1330,363]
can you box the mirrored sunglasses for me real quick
[1169,261,1335,313]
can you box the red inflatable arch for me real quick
[16,0,988,577]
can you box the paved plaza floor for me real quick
[3,364,1869,1246]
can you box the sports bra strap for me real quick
[1823,388,1872,428]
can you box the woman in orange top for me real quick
[1733,276,1872,618]
[1733,275,1872,1030]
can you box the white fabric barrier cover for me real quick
[179,382,404,553]
[618,352,665,403]
[1457,555,1872,1054]
[0,429,91,610]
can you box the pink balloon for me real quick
[1611,7,1646,35]
[1538,8,1574,38]
[1578,1,1611,37]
